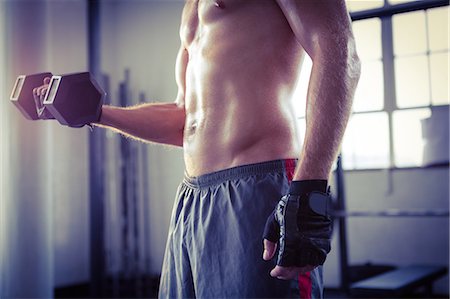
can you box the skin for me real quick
[34,0,360,281]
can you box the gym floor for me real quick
[53,284,450,299]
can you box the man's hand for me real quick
[32,77,53,119]
[263,180,332,280]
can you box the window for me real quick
[292,54,310,148]
[391,6,449,167]
[345,0,384,12]
[352,18,384,112]
[392,108,431,167]
[388,0,422,4]
[295,1,449,170]
[342,112,390,169]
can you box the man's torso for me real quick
[180,0,304,176]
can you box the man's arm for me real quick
[276,0,361,180]
[263,0,361,279]
[97,103,185,146]
[95,44,188,147]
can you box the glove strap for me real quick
[288,180,328,195]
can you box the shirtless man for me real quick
[34,0,360,297]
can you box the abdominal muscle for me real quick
[182,53,302,177]
[181,0,304,177]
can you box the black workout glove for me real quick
[263,180,332,268]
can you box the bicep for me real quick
[275,0,354,59]
[175,44,188,106]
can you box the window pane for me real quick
[296,117,306,148]
[353,60,384,112]
[427,7,450,52]
[342,112,390,169]
[345,0,384,12]
[389,0,421,4]
[395,55,430,108]
[352,18,382,60]
[421,106,449,166]
[292,54,312,118]
[393,11,427,56]
[430,52,450,105]
[393,108,431,167]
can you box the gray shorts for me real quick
[159,159,323,298]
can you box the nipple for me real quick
[214,0,225,9]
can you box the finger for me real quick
[33,88,40,104]
[43,77,51,85]
[270,265,317,280]
[36,85,44,96]
[37,87,44,100]
[41,87,48,97]
[263,239,277,261]
[270,265,298,280]
[37,85,48,97]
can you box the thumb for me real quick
[263,239,277,261]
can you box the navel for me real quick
[187,120,198,135]
[214,0,225,9]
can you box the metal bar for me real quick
[131,142,141,296]
[335,155,350,293]
[88,0,106,297]
[380,15,397,171]
[332,209,450,218]
[350,0,449,21]
[119,81,130,280]
[139,92,151,297]
[101,74,119,298]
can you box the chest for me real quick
[179,0,243,46]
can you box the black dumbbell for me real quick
[10,72,54,120]
[10,72,105,127]
[43,72,105,127]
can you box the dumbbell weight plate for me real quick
[10,72,53,120]
[43,72,105,127]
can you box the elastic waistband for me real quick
[183,159,297,189]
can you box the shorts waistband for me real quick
[183,159,297,189]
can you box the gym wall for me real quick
[1,0,90,296]
[46,0,90,288]
[341,168,449,292]
[100,0,185,276]
[2,2,55,297]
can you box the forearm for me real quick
[294,51,361,180]
[95,103,185,147]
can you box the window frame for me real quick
[345,0,449,170]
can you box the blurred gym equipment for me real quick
[333,155,448,298]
